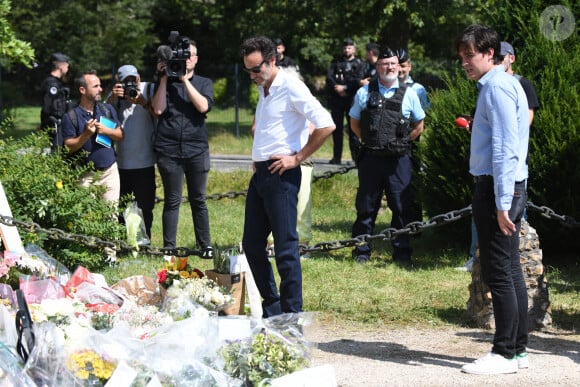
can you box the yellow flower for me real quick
[67,222,73,230]
[56,180,63,189]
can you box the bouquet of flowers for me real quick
[163,277,234,319]
[0,251,49,289]
[156,257,205,289]
[218,312,313,385]
[65,349,116,386]
[111,300,172,338]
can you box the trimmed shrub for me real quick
[0,132,126,270]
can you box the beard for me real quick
[380,73,398,83]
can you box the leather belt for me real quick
[473,175,493,183]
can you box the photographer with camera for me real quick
[107,64,156,239]
[152,34,214,257]
[40,52,72,151]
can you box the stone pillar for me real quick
[466,219,552,330]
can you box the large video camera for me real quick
[157,31,191,79]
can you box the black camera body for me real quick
[166,31,191,78]
[123,81,139,99]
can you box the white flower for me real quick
[210,289,225,305]
[40,298,75,318]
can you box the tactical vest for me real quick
[359,81,411,156]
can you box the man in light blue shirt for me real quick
[349,46,425,266]
[455,24,530,376]
[396,48,431,111]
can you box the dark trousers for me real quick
[352,154,413,260]
[242,161,302,318]
[329,96,358,162]
[119,166,156,238]
[157,152,210,249]
[473,180,528,358]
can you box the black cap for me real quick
[378,46,397,59]
[273,38,284,46]
[396,48,410,63]
[343,37,355,46]
[51,52,70,63]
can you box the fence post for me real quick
[235,63,239,138]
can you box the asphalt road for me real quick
[210,154,356,173]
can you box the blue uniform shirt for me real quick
[470,65,530,211]
[349,79,425,123]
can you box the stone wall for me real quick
[466,219,552,330]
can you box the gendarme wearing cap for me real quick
[117,64,139,82]
[51,52,70,63]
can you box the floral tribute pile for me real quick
[0,249,313,386]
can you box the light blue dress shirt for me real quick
[470,65,530,211]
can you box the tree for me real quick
[0,0,35,68]
[8,0,156,102]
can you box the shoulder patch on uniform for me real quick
[49,86,59,95]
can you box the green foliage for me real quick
[0,132,125,270]
[219,330,309,384]
[0,0,35,68]
[212,78,228,107]
[416,70,477,237]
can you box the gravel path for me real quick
[305,324,580,386]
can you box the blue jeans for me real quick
[157,152,210,249]
[473,179,528,358]
[242,161,302,317]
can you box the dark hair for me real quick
[240,36,277,62]
[366,43,380,56]
[454,24,502,64]
[75,70,98,91]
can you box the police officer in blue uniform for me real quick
[40,52,71,150]
[349,46,425,266]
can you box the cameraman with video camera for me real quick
[152,33,214,257]
[107,65,157,239]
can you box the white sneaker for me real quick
[455,256,475,272]
[516,352,529,369]
[461,352,518,375]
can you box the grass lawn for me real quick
[7,105,580,331]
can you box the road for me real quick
[210,154,356,174]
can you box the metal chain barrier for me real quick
[1,201,577,258]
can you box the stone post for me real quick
[466,219,552,330]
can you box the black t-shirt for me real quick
[154,74,214,158]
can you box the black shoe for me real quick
[329,158,341,165]
[201,246,214,259]
[356,255,369,264]
[394,259,414,269]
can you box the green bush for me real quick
[415,71,477,242]
[212,77,228,107]
[0,132,126,270]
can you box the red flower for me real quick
[193,268,204,278]
[157,269,168,284]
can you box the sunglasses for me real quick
[243,59,267,74]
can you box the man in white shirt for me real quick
[240,36,335,317]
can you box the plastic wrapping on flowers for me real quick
[161,277,235,319]
[218,312,314,385]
